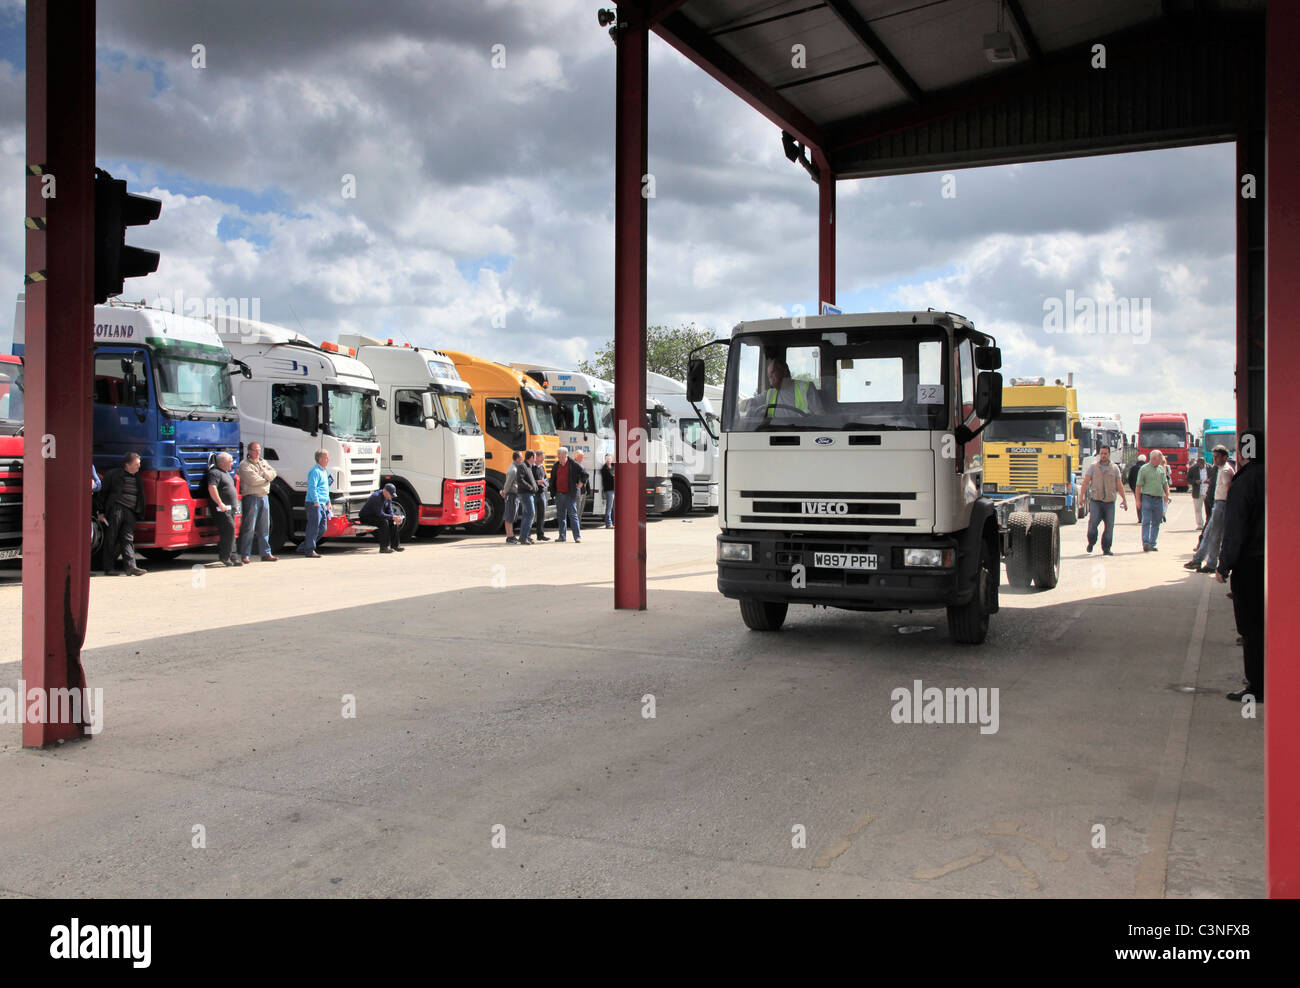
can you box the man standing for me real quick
[207,451,241,567]
[1079,444,1127,555]
[516,450,539,544]
[531,449,550,541]
[238,441,278,563]
[1216,430,1264,702]
[1184,445,1234,573]
[1188,453,1205,530]
[94,451,146,576]
[502,450,522,545]
[1127,453,1146,524]
[1136,449,1171,551]
[360,482,404,553]
[600,453,615,528]
[550,446,588,543]
[297,449,331,558]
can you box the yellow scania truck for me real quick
[981,376,1082,526]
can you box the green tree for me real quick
[578,323,727,386]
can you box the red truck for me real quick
[0,354,22,561]
[1138,411,1193,491]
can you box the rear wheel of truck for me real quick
[466,484,503,535]
[948,537,993,644]
[394,490,420,542]
[1005,511,1034,588]
[268,497,290,555]
[1030,512,1060,589]
[739,598,787,631]
[666,478,690,516]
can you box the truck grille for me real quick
[739,489,918,528]
[461,457,485,477]
[0,455,21,553]
[1007,453,1038,491]
[348,454,380,496]
[464,483,484,498]
[177,444,240,494]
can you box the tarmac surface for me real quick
[0,494,1263,897]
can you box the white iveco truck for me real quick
[213,316,382,553]
[688,310,1060,644]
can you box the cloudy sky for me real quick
[0,0,1236,437]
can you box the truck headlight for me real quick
[330,502,344,517]
[1051,483,1069,494]
[171,505,190,522]
[982,483,997,494]
[453,487,462,508]
[719,542,753,562]
[903,548,951,568]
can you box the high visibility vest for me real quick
[766,379,811,416]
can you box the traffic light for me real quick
[93,167,161,304]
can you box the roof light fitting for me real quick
[983,1,1019,63]
[780,131,821,184]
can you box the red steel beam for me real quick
[613,1,648,610]
[1266,0,1299,898]
[22,0,96,746]
[816,148,835,308]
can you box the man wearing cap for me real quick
[360,483,405,553]
[1216,430,1265,702]
[1184,445,1234,573]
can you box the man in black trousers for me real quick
[94,451,147,576]
[360,483,405,553]
[1216,429,1265,702]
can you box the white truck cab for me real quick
[344,336,487,539]
[213,316,381,552]
[647,371,719,514]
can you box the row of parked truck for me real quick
[0,297,724,561]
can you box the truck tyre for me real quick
[948,536,993,644]
[1030,512,1060,589]
[139,548,184,562]
[268,497,290,555]
[467,484,504,535]
[394,489,420,541]
[739,598,787,631]
[1005,511,1033,588]
[666,478,691,516]
[1059,506,1077,526]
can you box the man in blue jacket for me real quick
[360,482,405,553]
[297,449,332,558]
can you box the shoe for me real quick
[222,560,235,567]
[127,567,146,576]
[380,547,392,554]
[537,536,550,541]
[1086,543,1094,553]
[557,538,566,542]
[394,546,404,552]
[262,555,278,562]
[1150,546,1158,552]
[521,539,534,545]
[1199,565,1214,574]
[574,538,582,543]
[1226,689,1263,703]
[506,537,518,544]
[1103,550,1114,556]
[306,552,321,558]
[230,559,243,567]
[1143,545,1150,552]
[1183,561,1200,570]
[242,556,251,564]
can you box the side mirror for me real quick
[975,346,1002,371]
[376,396,388,411]
[421,393,437,421]
[1073,421,1083,441]
[301,403,320,435]
[686,359,706,403]
[974,372,1002,420]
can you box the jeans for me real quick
[239,495,271,558]
[1086,499,1116,552]
[298,501,327,553]
[604,490,615,526]
[1191,500,1227,568]
[1140,494,1165,547]
[518,490,536,540]
[556,491,581,540]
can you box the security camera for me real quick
[597,9,616,27]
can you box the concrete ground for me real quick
[0,493,1262,897]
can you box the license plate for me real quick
[813,551,876,570]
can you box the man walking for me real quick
[1216,430,1264,702]
[1136,449,1171,551]
[297,449,331,558]
[360,483,405,553]
[551,446,588,543]
[502,450,522,544]
[207,452,241,567]
[94,451,146,576]
[1079,444,1127,555]
[238,441,278,562]
[1127,453,1146,525]
[600,453,615,528]
[516,450,538,544]
[1184,445,1234,573]
[1188,453,1205,530]
[531,448,550,541]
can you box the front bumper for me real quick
[987,492,1071,512]
[645,481,672,514]
[418,478,486,527]
[716,530,964,611]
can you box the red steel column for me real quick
[816,150,835,308]
[613,2,648,610]
[21,0,96,746]
[1266,0,1299,897]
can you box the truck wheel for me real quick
[466,484,503,535]
[948,537,993,644]
[666,478,690,516]
[394,490,420,541]
[739,598,787,631]
[1005,511,1033,588]
[1030,512,1060,589]
[1059,506,1077,526]
[268,497,290,555]
[139,548,184,562]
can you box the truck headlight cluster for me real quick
[718,542,753,562]
[453,487,462,508]
[903,548,953,568]
[1051,483,1069,494]
[171,505,190,522]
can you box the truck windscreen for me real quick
[152,348,236,415]
[725,329,947,432]
[439,392,481,434]
[524,399,556,436]
[984,410,1068,443]
[0,363,24,430]
[1140,426,1186,448]
[325,387,377,441]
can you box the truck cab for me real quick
[213,316,381,553]
[443,351,560,534]
[692,310,1059,645]
[0,354,22,561]
[1138,412,1192,490]
[1200,417,1236,462]
[981,377,1082,525]
[341,338,487,540]
[647,372,720,515]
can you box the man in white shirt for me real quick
[1185,445,1234,573]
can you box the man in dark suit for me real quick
[94,451,147,576]
[1216,430,1265,702]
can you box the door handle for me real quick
[392,455,403,461]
